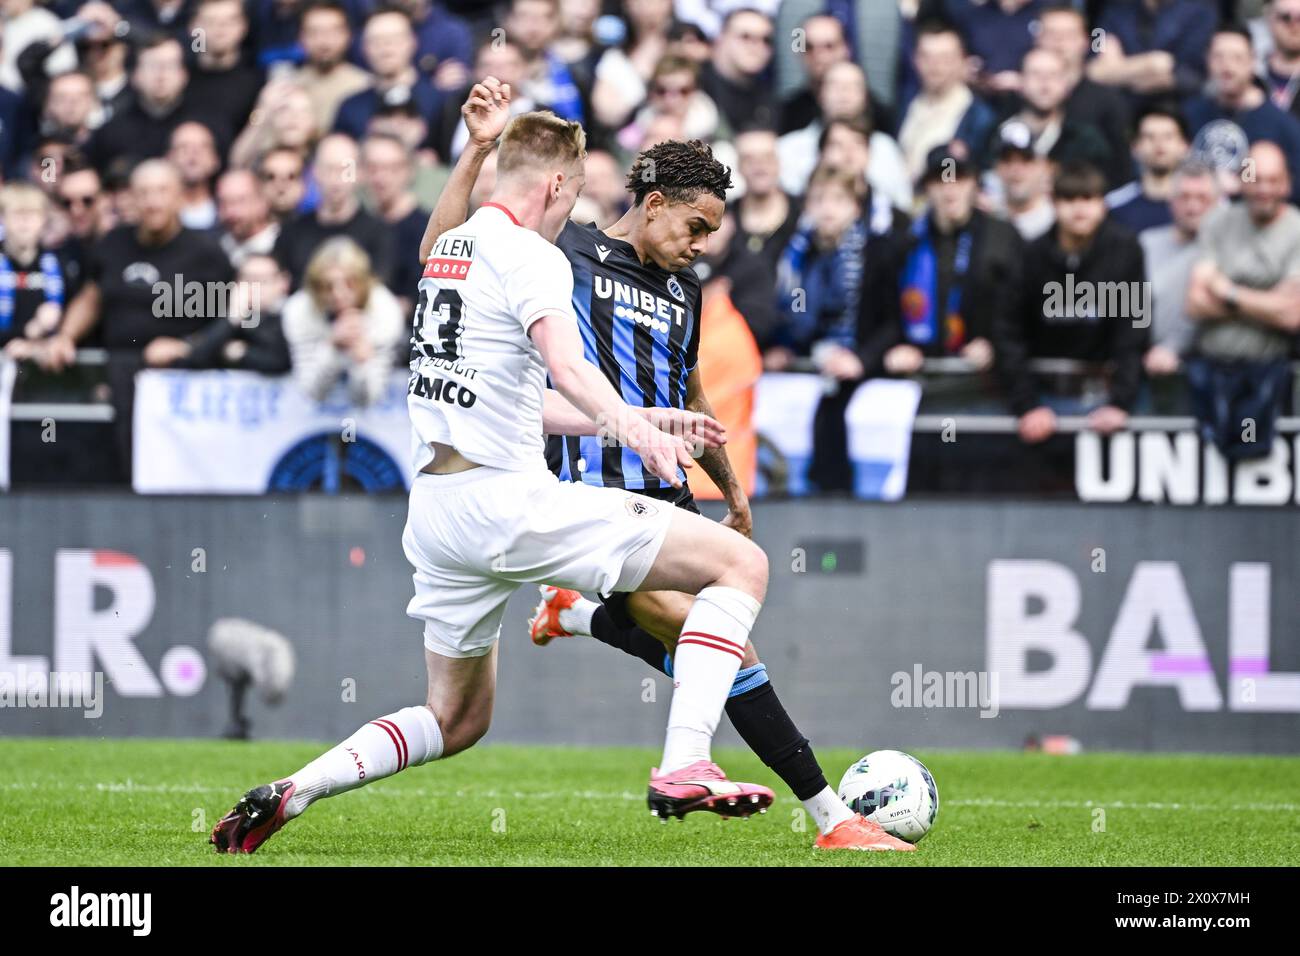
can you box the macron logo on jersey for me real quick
[595,243,612,262]
[424,234,475,280]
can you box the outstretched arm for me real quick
[418,77,512,263]
[543,388,728,448]
[532,314,693,487]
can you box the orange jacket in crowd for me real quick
[691,279,762,500]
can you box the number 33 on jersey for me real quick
[407,203,578,473]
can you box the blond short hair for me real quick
[497,110,586,177]
[0,182,50,218]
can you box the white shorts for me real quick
[402,465,675,658]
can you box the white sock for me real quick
[659,586,760,773]
[558,595,597,636]
[803,785,857,835]
[283,705,443,818]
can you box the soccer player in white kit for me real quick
[211,108,777,854]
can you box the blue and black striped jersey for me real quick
[546,218,702,491]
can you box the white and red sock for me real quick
[659,585,760,774]
[283,705,443,819]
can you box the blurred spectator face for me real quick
[1270,1,1300,56]
[1053,191,1106,240]
[271,87,318,150]
[318,264,364,313]
[134,40,188,108]
[820,123,870,180]
[736,129,780,196]
[363,11,417,80]
[367,111,428,152]
[559,0,598,38]
[667,25,712,63]
[1036,9,1089,71]
[132,162,184,234]
[476,42,526,88]
[193,0,247,58]
[915,30,965,94]
[237,254,290,315]
[582,149,625,214]
[818,61,868,121]
[996,149,1049,205]
[1,190,48,250]
[626,0,673,35]
[58,168,107,238]
[806,177,861,246]
[78,32,127,79]
[649,66,696,119]
[716,11,774,78]
[217,169,271,239]
[45,73,96,133]
[802,16,850,86]
[1208,32,1256,101]
[1169,170,1217,236]
[260,149,307,216]
[360,136,413,207]
[640,112,685,148]
[314,135,360,208]
[301,6,351,70]
[29,140,68,194]
[1242,143,1291,223]
[926,172,977,225]
[1020,49,1069,114]
[168,122,220,187]
[507,0,560,57]
[1133,114,1189,175]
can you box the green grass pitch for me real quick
[3,739,1298,866]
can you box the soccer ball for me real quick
[837,750,939,843]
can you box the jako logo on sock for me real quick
[346,747,366,779]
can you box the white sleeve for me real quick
[507,241,576,333]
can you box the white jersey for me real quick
[407,203,576,472]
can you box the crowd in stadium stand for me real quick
[2,0,1299,490]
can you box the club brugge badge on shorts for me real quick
[626,495,658,518]
[666,276,684,301]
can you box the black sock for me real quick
[725,680,829,801]
[589,605,668,674]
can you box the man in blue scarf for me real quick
[773,163,908,490]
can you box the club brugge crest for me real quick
[625,496,659,517]
[666,276,684,302]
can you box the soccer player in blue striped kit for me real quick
[421,77,911,851]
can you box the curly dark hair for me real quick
[625,140,733,207]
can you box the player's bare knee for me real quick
[718,539,767,602]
